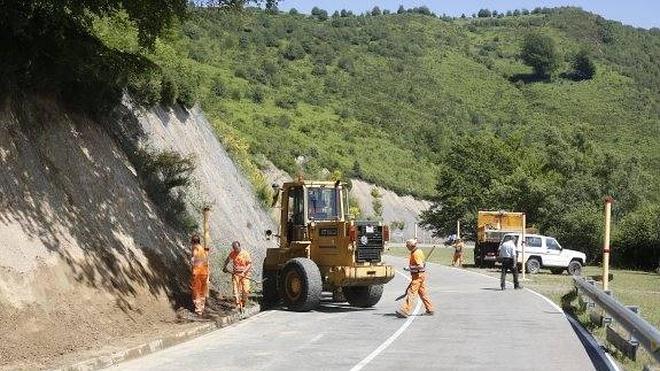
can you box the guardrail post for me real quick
[626,306,640,343]
[573,276,660,363]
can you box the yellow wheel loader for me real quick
[262,178,395,311]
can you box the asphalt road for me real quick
[111,256,596,371]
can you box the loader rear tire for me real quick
[344,285,384,308]
[262,269,280,307]
[280,258,322,312]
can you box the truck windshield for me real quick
[307,187,340,220]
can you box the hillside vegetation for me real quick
[3,3,658,268]
[93,6,659,268]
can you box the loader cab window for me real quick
[307,187,339,221]
[287,187,304,225]
[286,187,305,243]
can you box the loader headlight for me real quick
[360,235,368,246]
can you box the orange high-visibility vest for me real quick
[409,248,426,275]
[192,243,209,276]
[229,249,251,273]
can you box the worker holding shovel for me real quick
[191,234,209,316]
[223,241,252,311]
[396,239,435,318]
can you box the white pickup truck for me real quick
[499,233,586,275]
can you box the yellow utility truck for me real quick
[474,210,525,268]
[263,179,395,311]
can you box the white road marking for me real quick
[310,334,324,343]
[349,270,422,371]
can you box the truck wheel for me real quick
[262,269,280,307]
[344,285,384,308]
[568,260,582,276]
[526,258,541,274]
[550,268,564,275]
[280,258,322,312]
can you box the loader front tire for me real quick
[261,269,280,307]
[344,284,384,308]
[280,258,322,312]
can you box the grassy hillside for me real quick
[94,7,658,197]
[73,6,660,266]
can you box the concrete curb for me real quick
[55,305,261,371]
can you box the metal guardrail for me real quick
[574,276,660,364]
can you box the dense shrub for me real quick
[127,71,162,108]
[275,95,297,109]
[281,41,305,60]
[176,77,196,108]
[572,49,596,80]
[521,32,560,77]
[160,72,178,106]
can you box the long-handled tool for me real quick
[395,246,437,301]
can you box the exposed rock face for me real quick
[0,95,275,368]
[349,180,442,244]
[128,101,277,277]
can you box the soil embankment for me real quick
[0,95,274,368]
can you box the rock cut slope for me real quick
[0,95,275,368]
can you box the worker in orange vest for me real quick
[396,239,434,318]
[223,241,252,311]
[190,234,209,315]
[452,238,465,267]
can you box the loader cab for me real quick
[280,181,346,247]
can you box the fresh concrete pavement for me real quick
[111,256,597,371]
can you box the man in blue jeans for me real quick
[498,238,522,290]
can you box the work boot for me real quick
[424,310,435,316]
[514,285,523,290]
[501,286,505,291]
[395,310,409,318]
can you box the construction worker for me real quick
[452,238,465,267]
[396,239,434,318]
[498,237,522,290]
[190,234,209,315]
[223,241,252,311]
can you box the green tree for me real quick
[521,32,559,78]
[371,6,382,16]
[478,9,492,18]
[421,134,517,237]
[397,5,406,14]
[572,49,596,80]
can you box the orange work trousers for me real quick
[400,273,434,315]
[232,274,251,308]
[452,251,464,267]
[191,273,208,314]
